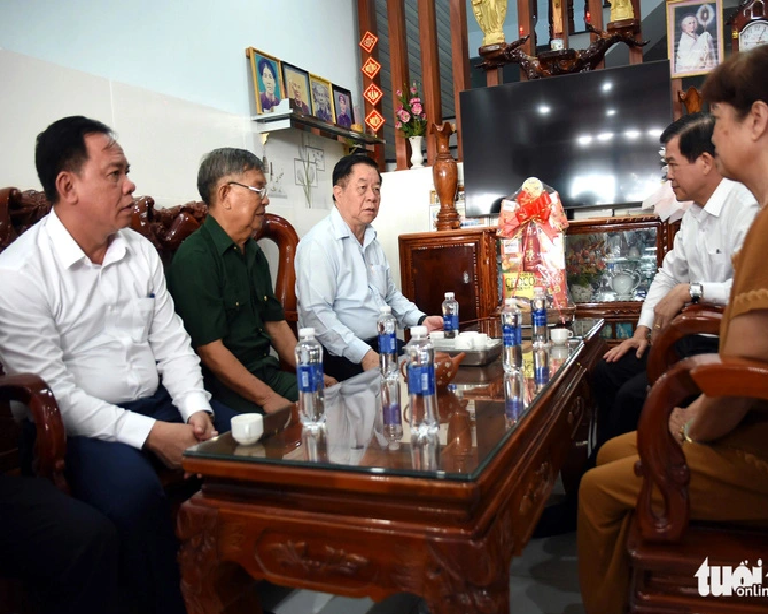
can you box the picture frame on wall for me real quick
[309,74,334,122]
[331,85,354,129]
[247,47,284,114]
[667,0,724,78]
[282,63,311,115]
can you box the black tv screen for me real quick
[460,61,672,216]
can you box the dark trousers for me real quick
[0,473,120,614]
[324,336,405,382]
[25,385,239,614]
[591,334,720,450]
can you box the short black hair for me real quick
[659,112,715,163]
[197,148,264,206]
[35,116,114,203]
[332,153,380,193]
[257,57,275,79]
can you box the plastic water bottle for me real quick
[531,286,549,344]
[501,297,523,372]
[533,341,551,391]
[405,325,438,441]
[504,368,527,427]
[442,292,459,339]
[295,328,325,431]
[381,369,403,447]
[377,305,398,374]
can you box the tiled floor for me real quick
[262,531,583,614]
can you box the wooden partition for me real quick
[357,0,649,169]
[358,0,471,170]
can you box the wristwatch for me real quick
[418,315,427,325]
[689,282,703,304]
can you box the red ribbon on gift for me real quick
[498,191,561,241]
[499,189,568,320]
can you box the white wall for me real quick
[0,1,360,270]
[0,0,362,118]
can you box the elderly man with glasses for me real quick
[169,148,307,417]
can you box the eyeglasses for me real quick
[227,181,267,199]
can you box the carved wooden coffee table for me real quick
[178,321,605,614]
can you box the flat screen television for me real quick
[460,60,673,216]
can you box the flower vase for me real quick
[409,136,424,169]
[431,122,460,231]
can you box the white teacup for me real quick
[430,330,445,340]
[231,414,264,445]
[475,333,490,347]
[550,328,574,345]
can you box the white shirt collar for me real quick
[701,179,731,218]
[330,206,377,246]
[45,209,129,268]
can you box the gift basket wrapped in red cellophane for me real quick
[497,177,574,324]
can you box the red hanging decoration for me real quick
[363,83,384,106]
[359,31,379,53]
[365,109,385,132]
[361,57,381,80]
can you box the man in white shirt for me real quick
[0,116,232,613]
[594,113,757,448]
[534,112,757,538]
[295,153,443,381]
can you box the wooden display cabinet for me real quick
[399,227,498,323]
[566,215,679,344]
[398,216,680,343]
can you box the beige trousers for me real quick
[578,426,768,614]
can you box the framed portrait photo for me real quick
[309,74,334,123]
[282,63,311,115]
[331,85,354,129]
[247,47,284,114]
[667,0,724,78]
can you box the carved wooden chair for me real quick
[646,301,724,385]
[628,307,768,613]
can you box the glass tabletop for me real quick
[185,321,601,482]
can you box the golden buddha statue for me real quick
[610,0,635,23]
[472,0,508,47]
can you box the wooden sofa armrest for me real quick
[634,353,768,543]
[0,374,68,492]
[255,213,299,329]
[646,302,724,384]
[0,187,20,250]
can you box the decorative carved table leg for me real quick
[397,507,515,614]
[178,501,226,614]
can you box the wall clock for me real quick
[731,0,768,52]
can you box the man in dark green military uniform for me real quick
[168,148,299,415]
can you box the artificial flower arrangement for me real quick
[394,82,427,138]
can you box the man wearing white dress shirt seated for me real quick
[295,153,443,381]
[592,112,758,449]
[0,116,237,614]
[534,112,759,538]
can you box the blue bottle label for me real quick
[443,314,459,332]
[408,365,436,396]
[505,397,523,420]
[534,366,550,385]
[297,364,322,393]
[383,403,402,426]
[502,323,522,346]
[378,332,397,354]
[532,308,547,328]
